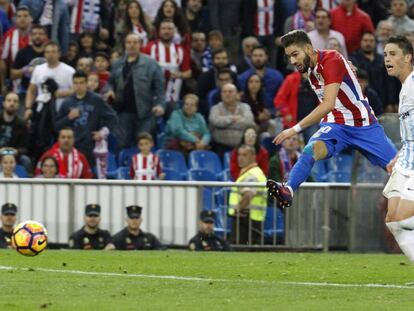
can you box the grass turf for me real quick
[0,250,413,310]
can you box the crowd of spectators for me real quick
[0,0,409,181]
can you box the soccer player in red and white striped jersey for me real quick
[143,19,191,103]
[130,133,164,180]
[267,30,396,208]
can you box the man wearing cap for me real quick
[68,204,111,250]
[0,203,17,248]
[188,210,230,251]
[105,205,164,250]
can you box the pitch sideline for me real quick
[0,265,413,290]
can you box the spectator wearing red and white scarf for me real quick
[129,132,164,180]
[143,19,191,103]
[283,0,316,34]
[35,128,93,179]
[0,5,31,89]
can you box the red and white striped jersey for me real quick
[1,27,30,62]
[308,50,377,127]
[255,0,274,36]
[143,40,190,102]
[130,153,162,180]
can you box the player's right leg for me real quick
[384,171,414,262]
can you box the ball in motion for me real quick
[12,221,48,256]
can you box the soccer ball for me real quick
[12,221,48,256]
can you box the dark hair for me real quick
[153,0,190,36]
[356,68,369,81]
[41,156,58,169]
[237,126,260,153]
[207,30,224,41]
[386,35,414,63]
[137,132,153,143]
[280,30,312,49]
[217,67,233,78]
[251,45,268,55]
[241,74,265,124]
[361,31,376,39]
[95,51,109,61]
[73,70,88,80]
[315,7,331,19]
[59,127,74,134]
[16,5,30,14]
[31,24,47,34]
[124,0,151,36]
[68,40,79,49]
[44,41,60,51]
[212,48,227,58]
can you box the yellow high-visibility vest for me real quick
[228,165,267,222]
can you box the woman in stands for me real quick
[153,0,191,52]
[0,150,19,178]
[123,0,153,46]
[164,94,210,156]
[241,73,280,140]
[229,126,269,181]
[35,156,60,178]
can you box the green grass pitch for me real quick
[0,250,413,310]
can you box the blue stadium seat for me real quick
[156,132,166,150]
[219,168,232,181]
[188,168,217,181]
[157,149,188,179]
[223,151,231,170]
[326,171,351,182]
[163,168,183,180]
[188,150,223,178]
[106,153,118,179]
[15,165,28,178]
[117,167,131,179]
[107,134,119,155]
[213,187,232,235]
[118,147,139,167]
[264,207,284,239]
[332,152,354,172]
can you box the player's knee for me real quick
[304,141,328,160]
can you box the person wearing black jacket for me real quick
[55,71,119,165]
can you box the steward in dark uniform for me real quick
[68,204,111,249]
[110,205,164,250]
[0,203,17,249]
[188,210,231,251]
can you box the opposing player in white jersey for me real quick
[267,30,397,208]
[383,35,414,262]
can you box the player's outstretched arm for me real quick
[273,83,339,145]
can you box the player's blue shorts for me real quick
[309,122,397,168]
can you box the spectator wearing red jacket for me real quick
[330,0,375,54]
[35,128,93,179]
[230,127,268,181]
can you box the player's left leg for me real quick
[385,175,414,262]
[347,122,397,169]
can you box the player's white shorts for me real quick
[383,169,414,201]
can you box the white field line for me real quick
[0,265,413,290]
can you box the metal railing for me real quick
[0,179,386,251]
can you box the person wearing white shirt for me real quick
[383,35,414,263]
[24,41,75,120]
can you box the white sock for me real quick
[387,217,414,262]
[287,186,294,197]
